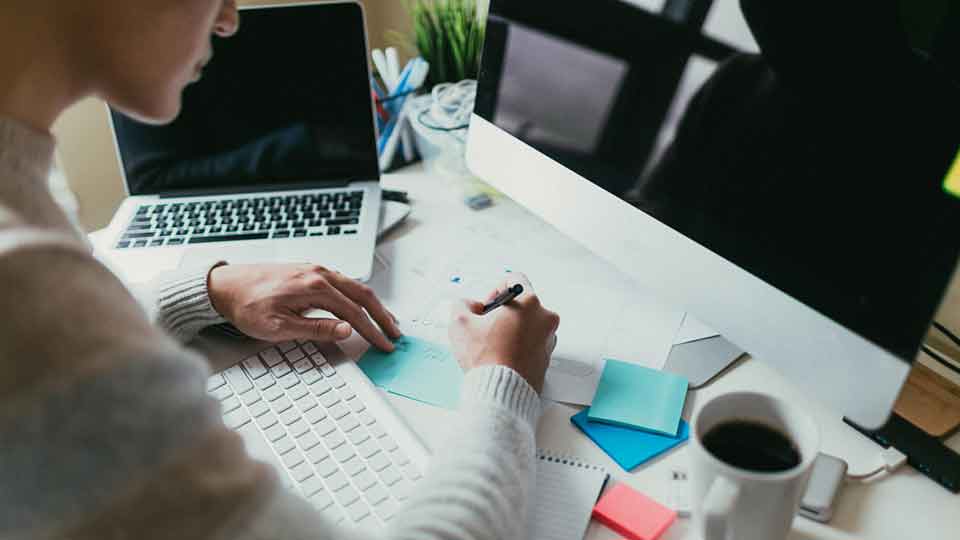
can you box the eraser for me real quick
[592,483,677,540]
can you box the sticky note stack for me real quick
[588,359,688,436]
[571,410,688,471]
[593,483,677,540]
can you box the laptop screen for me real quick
[112,2,379,196]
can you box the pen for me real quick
[481,284,524,315]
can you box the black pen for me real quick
[481,284,524,315]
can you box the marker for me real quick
[481,284,524,315]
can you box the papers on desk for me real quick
[528,449,609,540]
[673,312,720,345]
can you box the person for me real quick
[0,1,559,539]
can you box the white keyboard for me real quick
[206,340,428,528]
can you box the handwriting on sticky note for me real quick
[358,335,464,408]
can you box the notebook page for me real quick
[527,450,609,540]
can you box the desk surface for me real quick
[93,164,960,540]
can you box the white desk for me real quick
[92,164,960,540]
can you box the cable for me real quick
[845,447,908,482]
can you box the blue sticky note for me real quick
[358,336,463,409]
[572,409,689,471]
[587,359,688,436]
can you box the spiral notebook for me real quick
[528,449,609,540]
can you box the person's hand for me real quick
[448,273,559,393]
[208,263,401,351]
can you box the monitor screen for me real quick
[476,0,960,360]
[112,2,379,195]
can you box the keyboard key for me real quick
[310,378,333,396]
[242,356,268,379]
[263,385,283,402]
[348,397,366,413]
[402,464,422,481]
[255,376,276,391]
[329,403,350,420]
[289,419,310,438]
[210,385,233,401]
[285,348,306,363]
[339,388,356,401]
[256,411,278,430]
[381,437,399,453]
[220,395,241,414]
[290,462,313,483]
[378,467,402,487]
[344,459,366,477]
[277,373,299,389]
[354,470,377,491]
[347,428,370,446]
[272,396,293,414]
[223,408,250,429]
[302,475,326,497]
[327,471,349,492]
[188,232,269,244]
[394,480,413,501]
[280,407,301,426]
[224,365,253,394]
[365,484,389,506]
[337,485,362,509]
[320,364,336,377]
[283,449,305,468]
[368,452,391,473]
[375,498,398,521]
[298,431,321,451]
[301,368,323,385]
[292,359,313,374]
[206,374,226,391]
[310,490,335,510]
[248,400,270,418]
[289,384,309,401]
[338,415,360,433]
[358,412,376,426]
[328,374,346,389]
[303,342,319,355]
[315,418,338,437]
[319,391,340,409]
[260,348,284,367]
[370,423,387,439]
[357,440,381,460]
[333,444,356,463]
[345,499,369,522]
[324,431,346,450]
[271,363,292,378]
[278,341,298,353]
[264,424,285,442]
[305,407,327,425]
[275,436,295,456]
[242,391,262,406]
[308,445,332,466]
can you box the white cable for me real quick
[845,447,907,481]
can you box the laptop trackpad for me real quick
[179,243,278,270]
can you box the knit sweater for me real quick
[0,117,542,540]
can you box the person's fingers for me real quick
[285,316,353,343]
[451,298,485,321]
[328,273,402,339]
[547,333,558,356]
[484,272,535,305]
[308,286,395,352]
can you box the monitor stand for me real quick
[663,335,745,389]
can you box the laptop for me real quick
[102,1,382,282]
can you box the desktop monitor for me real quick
[468,0,960,427]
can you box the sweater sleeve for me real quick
[151,262,229,342]
[236,364,543,540]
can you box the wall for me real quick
[53,0,414,232]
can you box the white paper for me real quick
[673,313,720,345]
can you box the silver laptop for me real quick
[103,1,382,281]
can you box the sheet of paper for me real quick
[358,335,463,409]
[673,312,720,345]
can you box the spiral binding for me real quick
[537,448,606,472]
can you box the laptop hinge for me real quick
[157,180,355,199]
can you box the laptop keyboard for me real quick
[208,340,423,527]
[116,190,364,249]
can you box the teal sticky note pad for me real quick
[572,409,688,471]
[358,336,463,409]
[587,359,688,436]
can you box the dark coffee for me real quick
[702,420,801,473]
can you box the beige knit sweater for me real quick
[0,117,542,540]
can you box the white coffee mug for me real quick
[690,391,820,540]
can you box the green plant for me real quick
[391,0,486,87]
